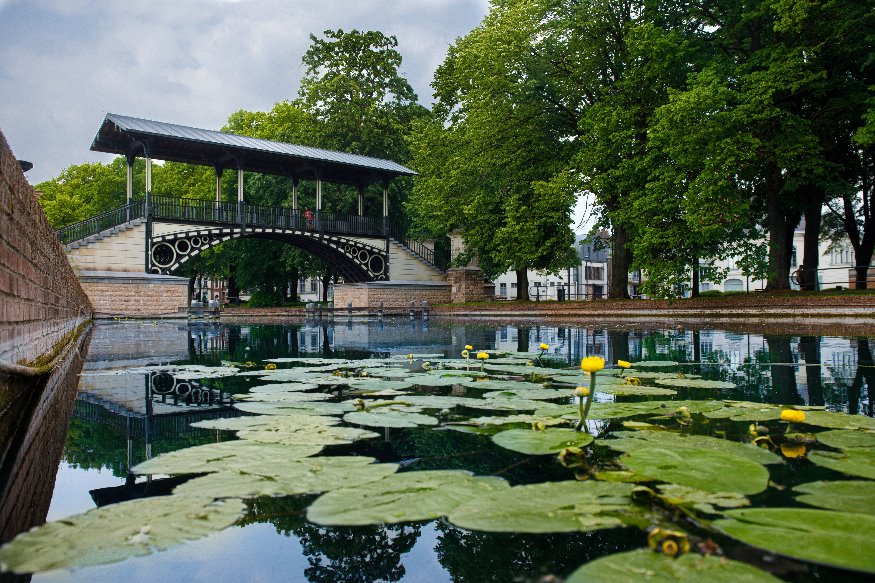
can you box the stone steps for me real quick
[66,218,145,251]
[388,240,446,282]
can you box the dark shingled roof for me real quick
[91,113,415,187]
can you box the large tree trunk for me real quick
[799,191,824,291]
[766,335,802,405]
[609,223,632,299]
[765,191,796,291]
[227,264,240,304]
[515,268,529,301]
[690,253,700,298]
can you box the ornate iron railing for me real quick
[56,201,145,245]
[389,223,449,271]
[58,194,448,272]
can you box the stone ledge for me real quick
[77,271,189,286]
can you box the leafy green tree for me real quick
[407,0,579,298]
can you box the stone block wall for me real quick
[447,267,491,303]
[78,271,190,318]
[67,222,146,272]
[334,281,451,309]
[0,130,92,366]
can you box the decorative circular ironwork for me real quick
[152,372,175,394]
[151,242,176,268]
[175,382,191,397]
[150,228,387,280]
[369,255,385,275]
[174,239,191,254]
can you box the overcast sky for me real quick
[0,0,489,184]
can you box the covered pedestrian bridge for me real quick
[61,114,451,316]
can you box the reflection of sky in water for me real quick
[45,463,119,522]
[33,520,451,583]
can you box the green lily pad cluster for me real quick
[4,351,875,581]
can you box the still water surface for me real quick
[20,320,875,582]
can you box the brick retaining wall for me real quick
[0,130,92,366]
[334,281,451,309]
[78,271,190,318]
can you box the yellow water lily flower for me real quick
[461,350,470,359]
[781,443,807,459]
[465,344,473,351]
[617,360,631,369]
[573,386,590,397]
[780,409,806,423]
[476,351,489,360]
[264,363,277,370]
[661,540,679,557]
[539,343,549,350]
[580,356,605,373]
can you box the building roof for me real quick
[91,113,415,187]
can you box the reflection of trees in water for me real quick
[63,415,218,477]
[435,521,642,582]
[351,427,572,484]
[246,496,420,583]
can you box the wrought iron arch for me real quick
[148,227,388,281]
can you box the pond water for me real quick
[3,319,875,582]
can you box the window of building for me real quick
[299,280,307,293]
[791,246,797,268]
[310,280,318,293]
[510,282,517,288]
[499,282,507,297]
[724,279,744,292]
[549,281,555,287]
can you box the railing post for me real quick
[144,190,153,272]
[239,201,246,234]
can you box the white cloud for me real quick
[0,0,487,183]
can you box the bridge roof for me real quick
[91,113,416,187]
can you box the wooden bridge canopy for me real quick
[91,113,416,188]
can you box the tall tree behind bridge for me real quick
[407,0,579,299]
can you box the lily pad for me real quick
[344,411,439,428]
[192,414,339,432]
[715,508,875,574]
[618,446,771,494]
[236,418,379,446]
[173,457,399,499]
[608,431,781,465]
[482,388,570,401]
[656,484,750,514]
[801,411,875,430]
[235,391,335,402]
[132,441,321,475]
[406,373,469,387]
[808,449,875,479]
[491,428,594,455]
[815,429,875,450]
[306,470,509,526]
[794,480,875,515]
[655,378,735,390]
[458,414,569,428]
[631,361,680,368]
[246,382,321,393]
[595,385,677,396]
[462,379,552,392]
[566,549,781,583]
[703,402,780,422]
[0,497,245,573]
[234,401,354,416]
[447,481,634,533]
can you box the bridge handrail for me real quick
[389,224,449,272]
[150,195,387,237]
[56,200,146,245]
